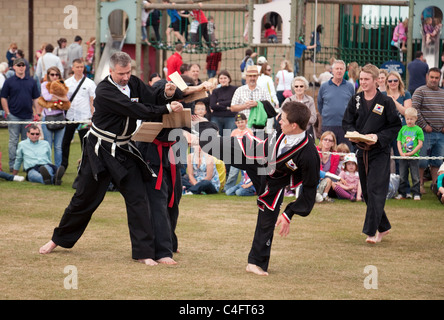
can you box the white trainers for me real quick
[13,175,25,182]
[413,195,421,201]
[395,194,406,200]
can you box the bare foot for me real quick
[366,236,377,244]
[138,258,158,266]
[246,263,269,276]
[157,257,177,265]
[376,230,390,243]
[39,240,57,254]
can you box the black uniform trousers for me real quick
[358,149,392,237]
[51,147,155,260]
[145,162,182,259]
[248,190,285,272]
[61,123,89,170]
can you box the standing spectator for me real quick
[407,51,428,95]
[396,107,424,200]
[67,36,83,69]
[240,49,257,85]
[6,43,18,69]
[343,64,401,244]
[15,50,31,79]
[377,69,388,93]
[411,67,444,193]
[1,58,40,171]
[209,70,237,133]
[145,1,161,44]
[163,0,186,47]
[313,64,332,86]
[230,65,272,131]
[35,44,64,81]
[257,62,278,108]
[274,60,294,106]
[282,76,317,138]
[207,15,217,45]
[61,59,96,170]
[166,43,183,81]
[189,63,202,85]
[293,40,316,77]
[54,38,69,78]
[205,50,222,79]
[39,67,68,168]
[317,59,355,149]
[347,62,360,91]
[12,125,65,185]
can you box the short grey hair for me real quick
[292,76,309,90]
[332,59,346,69]
[109,52,132,70]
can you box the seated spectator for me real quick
[0,151,24,182]
[431,163,444,204]
[225,170,256,196]
[12,124,65,185]
[316,131,340,202]
[330,153,362,201]
[335,143,350,175]
[182,144,220,195]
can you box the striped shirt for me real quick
[412,85,444,132]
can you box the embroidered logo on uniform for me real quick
[285,159,298,171]
[373,104,384,115]
[356,95,360,110]
[131,98,139,102]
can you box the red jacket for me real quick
[317,146,340,174]
[166,52,182,80]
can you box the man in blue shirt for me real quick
[317,59,355,148]
[12,124,65,185]
[1,58,40,171]
[407,51,429,95]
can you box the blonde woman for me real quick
[275,59,293,105]
[347,61,360,90]
[281,76,317,138]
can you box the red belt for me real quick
[153,139,177,208]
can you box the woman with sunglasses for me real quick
[39,67,69,169]
[384,71,412,176]
[281,76,317,139]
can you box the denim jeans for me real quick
[27,164,55,184]
[211,116,236,134]
[7,113,32,169]
[41,119,65,168]
[399,159,420,197]
[0,171,14,181]
[182,176,218,194]
[225,183,256,196]
[419,132,444,168]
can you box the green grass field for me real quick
[1,127,443,300]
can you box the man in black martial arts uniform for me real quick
[342,64,401,244]
[198,101,320,275]
[39,52,184,266]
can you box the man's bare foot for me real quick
[138,258,158,266]
[157,257,177,265]
[376,230,390,243]
[39,240,57,254]
[246,263,269,276]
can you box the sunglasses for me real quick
[49,73,60,77]
[266,68,272,71]
[387,79,399,83]
[294,85,305,88]
[29,132,40,136]
[15,64,25,67]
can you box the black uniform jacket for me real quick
[199,122,320,220]
[342,90,401,155]
[83,75,172,183]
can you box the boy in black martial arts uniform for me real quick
[39,52,184,266]
[342,64,401,244]
[198,101,320,275]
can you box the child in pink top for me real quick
[333,153,362,201]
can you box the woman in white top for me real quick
[274,59,294,106]
[257,62,278,108]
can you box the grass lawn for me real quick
[1,127,443,300]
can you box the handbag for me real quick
[282,71,293,98]
[45,113,66,131]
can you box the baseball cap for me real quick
[257,56,267,64]
[13,58,25,66]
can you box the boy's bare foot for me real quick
[138,258,158,266]
[246,263,269,276]
[39,240,57,254]
[157,257,177,265]
[376,230,390,243]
